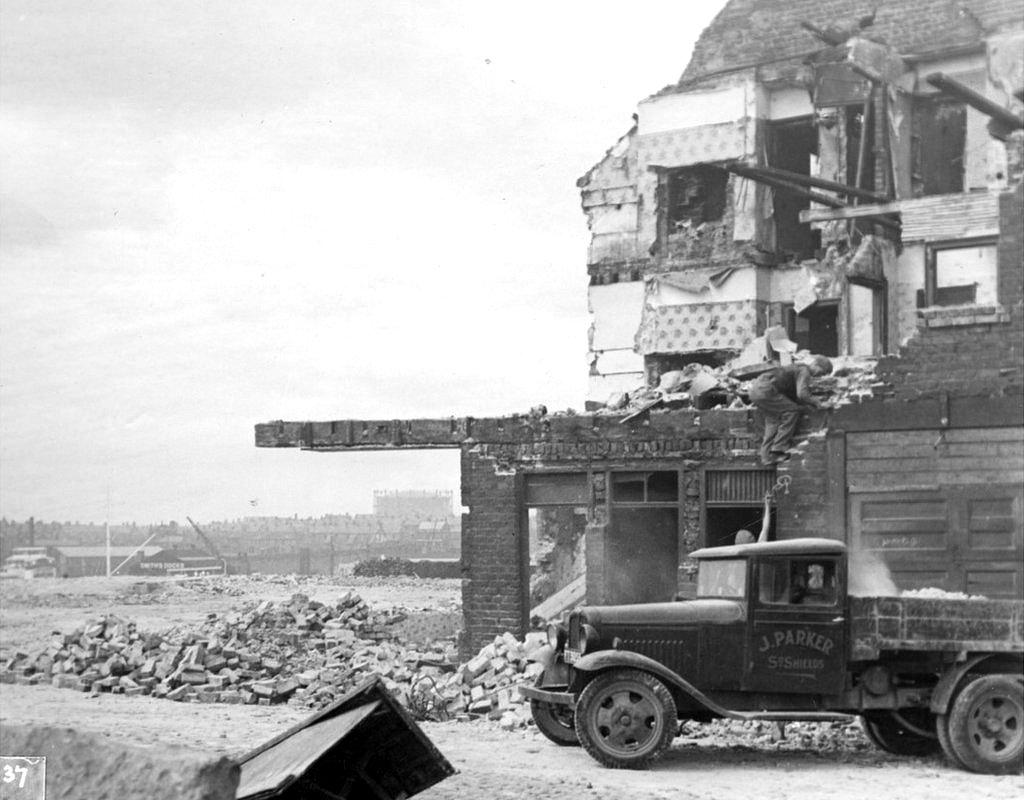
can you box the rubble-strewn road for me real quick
[2,683,1021,800]
[2,574,1021,799]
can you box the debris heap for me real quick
[1,591,542,728]
[596,352,881,416]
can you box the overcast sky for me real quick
[0,1,724,524]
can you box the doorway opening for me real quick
[786,301,839,357]
[705,506,776,549]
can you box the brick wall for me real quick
[876,181,1024,400]
[459,446,525,656]
[771,412,832,540]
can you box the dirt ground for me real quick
[1,574,1021,800]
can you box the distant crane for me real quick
[186,516,228,574]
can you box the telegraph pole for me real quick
[105,489,111,577]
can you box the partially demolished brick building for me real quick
[257,0,1024,654]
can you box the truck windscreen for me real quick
[697,559,747,598]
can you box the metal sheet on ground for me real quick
[235,701,381,798]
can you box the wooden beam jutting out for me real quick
[926,72,1024,130]
[724,162,900,231]
[799,201,902,223]
[742,163,889,204]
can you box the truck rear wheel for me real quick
[530,699,579,746]
[936,713,965,768]
[574,669,677,769]
[947,674,1024,774]
[861,710,940,756]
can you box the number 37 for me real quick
[2,764,28,788]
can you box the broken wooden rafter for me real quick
[926,72,1024,131]
[724,163,900,231]
[799,201,901,224]
[735,163,889,204]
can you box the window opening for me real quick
[767,117,820,260]
[611,471,679,503]
[607,471,681,604]
[758,558,838,606]
[919,239,998,308]
[785,301,838,356]
[666,165,727,231]
[697,559,747,598]
[912,96,965,197]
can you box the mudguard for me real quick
[930,654,1024,714]
[572,650,727,717]
[570,650,854,723]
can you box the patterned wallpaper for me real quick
[635,299,763,355]
[637,120,749,168]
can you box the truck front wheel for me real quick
[861,710,940,756]
[530,699,579,746]
[574,669,677,769]
[947,674,1024,774]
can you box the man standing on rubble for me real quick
[748,355,832,466]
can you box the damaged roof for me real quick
[677,0,1024,87]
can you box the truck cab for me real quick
[522,537,1023,774]
[696,538,847,696]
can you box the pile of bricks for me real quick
[1,591,544,727]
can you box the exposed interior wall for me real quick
[913,53,993,191]
[768,265,806,304]
[580,130,641,266]
[587,281,646,404]
[768,86,813,121]
[893,246,924,347]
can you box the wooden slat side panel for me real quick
[850,482,1023,598]
[847,428,1024,490]
[847,428,1024,446]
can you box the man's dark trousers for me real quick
[748,374,804,465]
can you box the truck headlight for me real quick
[546,622,567,650]
[579,624,598,654]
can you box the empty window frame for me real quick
[919,238,998,308]
[784,301,839,357]
[665,165,727,232]
[912,96,966,197]
[610,471,679,504]
[767,117,820,260]
[758,558,839,606]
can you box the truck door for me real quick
[743,556,846,695]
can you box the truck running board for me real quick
[723,711,855,723]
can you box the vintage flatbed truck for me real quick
[521,538,1024,773]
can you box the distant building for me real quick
[53,546,162,578]
[373,490,454,519]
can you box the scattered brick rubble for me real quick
[1,591,542,729]
[596,353,880,414]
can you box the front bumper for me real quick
[518,684,576,708]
